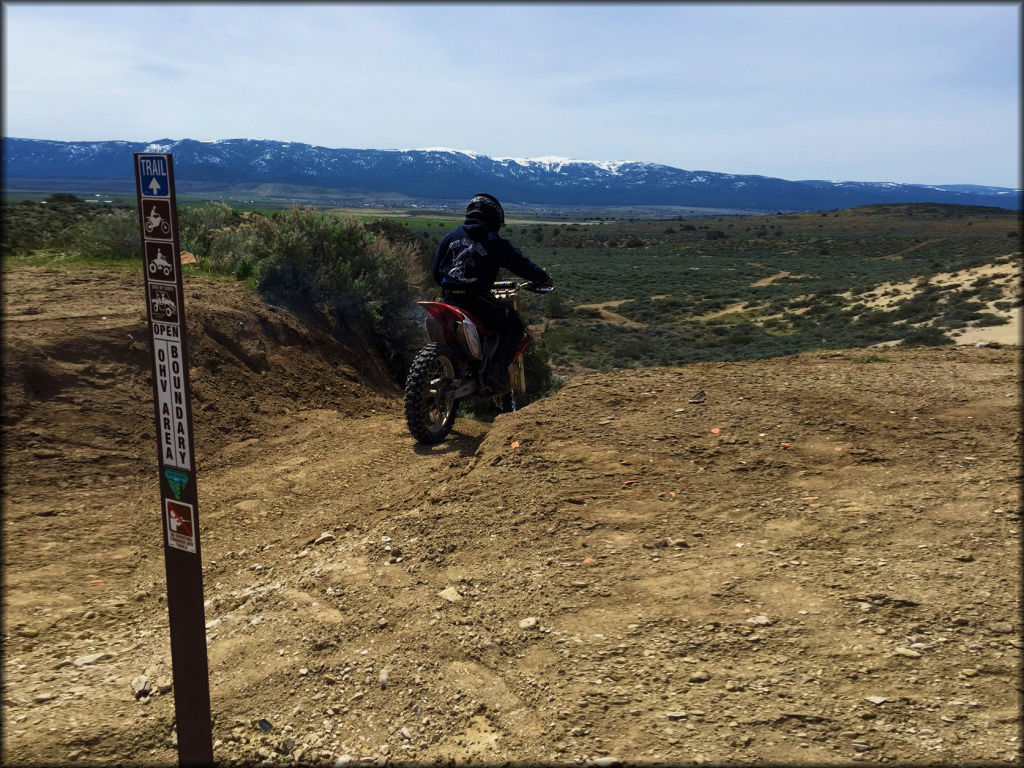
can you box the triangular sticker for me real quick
[164,468,190,500]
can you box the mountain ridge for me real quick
[3,136,1020,211]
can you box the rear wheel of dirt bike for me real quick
[404,343,458,444]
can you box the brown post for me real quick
[134,153,214,765]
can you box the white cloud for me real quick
[2,2,1019,186]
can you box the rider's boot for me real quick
[484,332,522,395]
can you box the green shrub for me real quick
[233,258,254,280]
[936,300,987,328]
[545,291,571,319]
[363,218,436,292]
[206,224,261,273]
[901,326,953,346]
[57,208,140,259]
[177,202,240,261]
[251,208,371,304]
[46,193,85,204]
[249,207,423,376]
[522,333,556,404]
[973,312,1009,327]
[2,195,131,257]
[962,284,1002,302]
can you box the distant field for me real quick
[3,194,1019,374]
[2,190,135,205]
[497,203,1022,370]
[3,183,764,220]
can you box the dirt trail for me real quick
[749,271,811,287]
[573,300,647,328]
[2,268,1021,766]
[883,238,945,260]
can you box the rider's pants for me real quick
[442,289,526,375]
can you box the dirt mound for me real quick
[2,268,1021,766]
[2,268,396,484]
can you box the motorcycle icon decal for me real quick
[143,200,173,238]
[145,241,176,281]
[149,284,179,323]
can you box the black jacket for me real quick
[431,219,549,293]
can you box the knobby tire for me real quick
[404,343,458,444]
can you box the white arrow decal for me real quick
[149,177,162,194]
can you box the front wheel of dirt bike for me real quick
[404,343,459,444]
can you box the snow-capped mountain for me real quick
[3,137,1019,211]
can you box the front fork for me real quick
[479,335,529,396]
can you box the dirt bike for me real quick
[404,280,553,444]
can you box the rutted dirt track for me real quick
[3,267,1021,766]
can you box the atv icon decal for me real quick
[146,241,176,282]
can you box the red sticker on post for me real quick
[166,499,196,553]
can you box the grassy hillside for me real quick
[4,197,1020,380]
[498,204,1021,370]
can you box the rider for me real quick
[431,193,554,395]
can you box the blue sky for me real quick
[2,2,1020,187]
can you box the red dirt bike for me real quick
[404,280,553,444]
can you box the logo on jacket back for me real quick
[444,238,487,284]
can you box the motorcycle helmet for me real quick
[466,193,505,231]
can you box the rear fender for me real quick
[418,301,484,359]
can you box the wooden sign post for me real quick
[134,153,214,766]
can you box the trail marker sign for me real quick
[137,155,171,198]
[134,153,213,766]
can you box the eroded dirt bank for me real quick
[2,268,1021,766]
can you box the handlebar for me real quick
[492,280,554,294]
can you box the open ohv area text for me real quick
[154,338,191,470]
